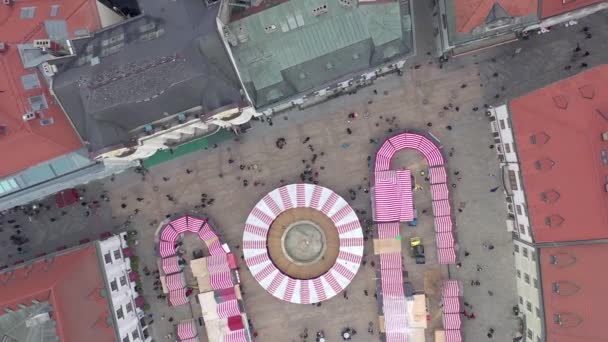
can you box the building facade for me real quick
[98,233,151,342]
[489,64,608,342]
[434,0,608,57]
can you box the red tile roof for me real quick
[510,65,608,243]
[540,243,608,341]
[0,0,101,178]
[0,245,116,341]
[455,0,537,33]
[540,0,603,19]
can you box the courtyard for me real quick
[0,9,607,342]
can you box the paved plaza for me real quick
[0,10,607,342]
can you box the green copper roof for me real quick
[228,0,413,107]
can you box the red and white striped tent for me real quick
[443,313,462,329]
[436,231,455,249]
[165,272,185,291]
[210,271,234,290]
[217,299,241,318]
[434,216,453,233]
[430,183,450,201]
[243,184,364,304]
[159,240,176,258]
[225,329,248,342]
[443,296,461,314]
[432,200,451,217]
[206,254,230,274]
[161,255,181,275]
[429,166,447,184]
[373,170,414,222]
[438,247,457,264]
[377,222,400,239]
[442,280,462,298]
[168,288,189,306]
[176,320,197,340]
[445,329,463,342]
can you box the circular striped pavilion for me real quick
[243,184,364,304]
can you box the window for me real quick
[519,296,523,304]
[505,143,511,154]
[114,250,122,260]
[499,119,506,130]
[516,205,522,215]
[104,252,112,264]
[126,302,133,313]
[132,329,140,340]
[122,336,130,342]
[531,251,536,261]
[517,270,521,278]
[526,301,532,312]
[110,280,118,292]
[534,278,538,288]
[524,273,530,284]
[522,247,528,258]
[508,170,518,190]
[116,307,124,319]
[120,275,127,287]
[536,307,541,318]
[50,5,60,17]
[527,329,533,339]
[514,244,520,253]
[519,225,527,235]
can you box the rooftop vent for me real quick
[144,124,154,135]
[312,4,328,16]
[40,118,54,126]
[0,42,6,52]
[549,252,576,267]
[3,0,13,6]
[579,85,595,99]
[552,281,580,296]
[545,214,564,227]
[0,124,6,135]
[530,132,550,145]
[552,95,568,109]
[339,0,353,7]
[22,111,38,121]
[540,190,560,203]
[534,158,555,171]
[553,313,583,328]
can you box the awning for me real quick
[225,329,247,342]
[437,248,457,265]
[227,315,244,331]
[442,313,462,330]
[442,280,462,298]
[432,200,451,217]
[217,299,241,318]
[445,329,462,342]
[159,240,176,258]
[443,297,461,314]
[373,170,414,222]
[168,288,189,306]
[436,232,455,249]
[176,320,197,340]
[135,296,145,308]
[166,272,185,291]
[162,255,181,275]
[431,183,450,201]
[434,216,453,233]
[429,166,447,184]
[210,271,233,290]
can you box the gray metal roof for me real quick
[0,302,59,342]
[228,0,413,108]
[52,0,242,153]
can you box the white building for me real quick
[98,233,152,342]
